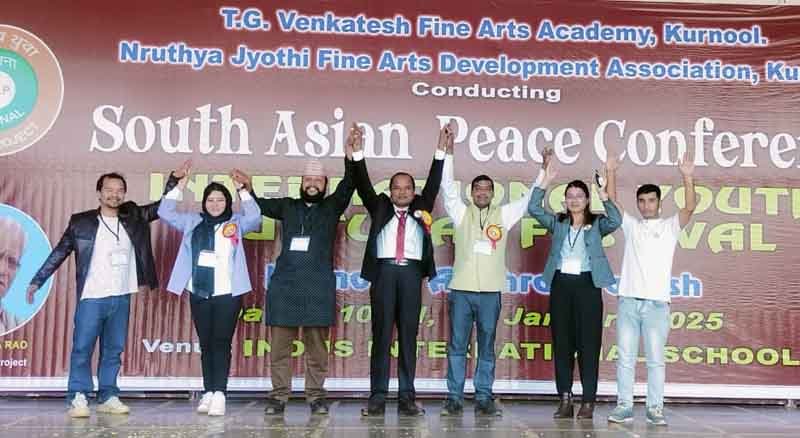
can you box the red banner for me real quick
[1,1,799,398]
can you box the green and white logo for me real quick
[0,25,63,156]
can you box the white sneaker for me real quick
[208,391,226,416]
[68,393,90,418]
[197,392,214,413]
[96,396,130,414]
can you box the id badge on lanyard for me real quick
[101,216,128,267]
[290,236,310,252]
[111,249,129,267]
[473,240,492,255]
[561,257,582,275]
[291,205,313,252]
[197,250,217,268]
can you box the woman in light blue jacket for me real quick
[158,162,261,416]
[527,156,621,420]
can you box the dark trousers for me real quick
[368,262,423,403]
[549,271,604,402]
[190,293,242,394]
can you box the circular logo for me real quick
[0,25,63,156]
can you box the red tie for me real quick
[395,210,407,263]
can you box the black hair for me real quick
[636,184,661,199]
[470,175,494,191]
[96,172,127,192]
[390,172,415,191]
[201,182,233,220]
[557,179,598,225]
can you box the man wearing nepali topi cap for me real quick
[231,126,361,417]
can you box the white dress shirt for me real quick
[352,149,445,260]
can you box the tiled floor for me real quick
[0,397,799,437]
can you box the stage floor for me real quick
[1,397,799,437]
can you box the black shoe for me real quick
[360,400,385,417]
[440,399,463,417]
[475,399,503,417]
[309,399,329,415]
[264,398,286,415]
[398,399,425,416]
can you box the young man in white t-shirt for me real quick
[604,152,696,426]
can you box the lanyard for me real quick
[477,207,491,231]
[297,203,316,236]
[99,215,120,243]
[567,226,583,251]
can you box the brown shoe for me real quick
[553,393,573,418]
[576,402,594,419]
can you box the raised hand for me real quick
[438,120,455,153]
[26,284,37,305]
[598,180,609,201]
[345,123,364,159]
[541,156,558,188]
[602,149,621,204]
[678,150,697,227]
[678,151,694,177]
[446,120,456,154]
[230,168,252,192]
[177,172,189,190]
[173,160,192,179]
[605,149,620,173]
[542,147,554,170]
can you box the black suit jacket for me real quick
[352,155,444,282]
[30,175,178,299]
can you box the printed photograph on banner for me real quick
[0,204,52,336]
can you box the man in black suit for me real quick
[352,122,454,416]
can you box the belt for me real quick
[555,270,591,277]
[377,258,421,267]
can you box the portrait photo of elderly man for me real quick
[0,216,26,334]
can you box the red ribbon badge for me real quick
[485,224,502,250]
[222,223,239,246]
[414,210,433,234]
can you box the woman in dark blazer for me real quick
[528,158,621,420]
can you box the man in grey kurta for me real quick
[232,127,359,416]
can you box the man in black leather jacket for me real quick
[26,171,177,418]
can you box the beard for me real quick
[301,188,325,203]
[100,197,122,208]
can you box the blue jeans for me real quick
[446,290,501,402]
[615,296,670,409]
[67,294,131,403]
